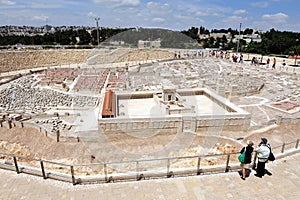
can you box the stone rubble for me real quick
[0,75,98,113]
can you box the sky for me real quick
[0,0,299,32]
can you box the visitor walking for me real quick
[255,138,270,178]
[239,140,254,180]
[266,58,270,68]
[272,58,276,70]
[239,53,244,63]
[281,60,286,71]
[232,53,236,62]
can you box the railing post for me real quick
[40,160,46,179]
[197,157,201,175]
[225,154,230,172]
[70,166,76,185]
[167,159,170,177]
[136,161,139,181]
[281,143,286,153]
[13,156,20,174]
[104,164,108,182]
[295,139,299,149]
[56,130,60,142]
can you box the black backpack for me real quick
[267,145,275,161]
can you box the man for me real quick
[255,138,270,178]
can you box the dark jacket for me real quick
[240,146,254,164]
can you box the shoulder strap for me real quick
[266,144,272,153]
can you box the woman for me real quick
[240,140,254,180]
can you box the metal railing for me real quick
[0,139,299,185]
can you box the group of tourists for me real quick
[265,58,277,69]
[208,50,289,72]
[239,138,274,180]
[228,52,289,72]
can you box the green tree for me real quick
[199,26,209,34]
[181,27,199,40]
[209,37,215,47]
[77,29,91,45]
[220,35,228,49]
[243,28,253,35]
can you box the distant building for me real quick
[43,25,52,34]
[109,40,125,46]
[199,32,232,40]
[138,39,161,49]
[244,34,262,43]
[233,34,262,43]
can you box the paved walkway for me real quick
[0,153,299,200]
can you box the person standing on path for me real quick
[266,58,270,68]
[272,58,276,70]
[239,53,244,63]
[255,138,270,178]
[281,60,286,71]
[239,140,254,180]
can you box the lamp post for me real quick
[295,39,299,66]
[236,23,242,53]
[95,17,100,48]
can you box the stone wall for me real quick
[114,49,174,63]
[99,114,251,134]
[0,48,174,73]
[0,50,93,72]
[21,122,79,142]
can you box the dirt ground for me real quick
[245,122,300,150]
[0,121,299,165]
[0,126,92,164]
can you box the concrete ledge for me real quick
[0,147,299,185]
[47,172,72,183]
[20,167,43,177]
[0,162,15,171]
[273,148,300,160]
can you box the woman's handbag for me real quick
[238,147,246,163]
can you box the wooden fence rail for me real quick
[0,139,299,185]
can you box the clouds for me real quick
[233,9,247,15]
[0,0,15,6]
[0,0,298,32]
[251,1,269,8]
[88,12,98,18]
[146,1,171,16]
[252,12,290,31]
[262,12,288,23]
[92,0,140,7]
[195,8,222,17]
[0,0,71,10]
[152,18,165,23]
[32,15,49,22]
[146,1,169,9]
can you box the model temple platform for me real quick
[99,87,251,133]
